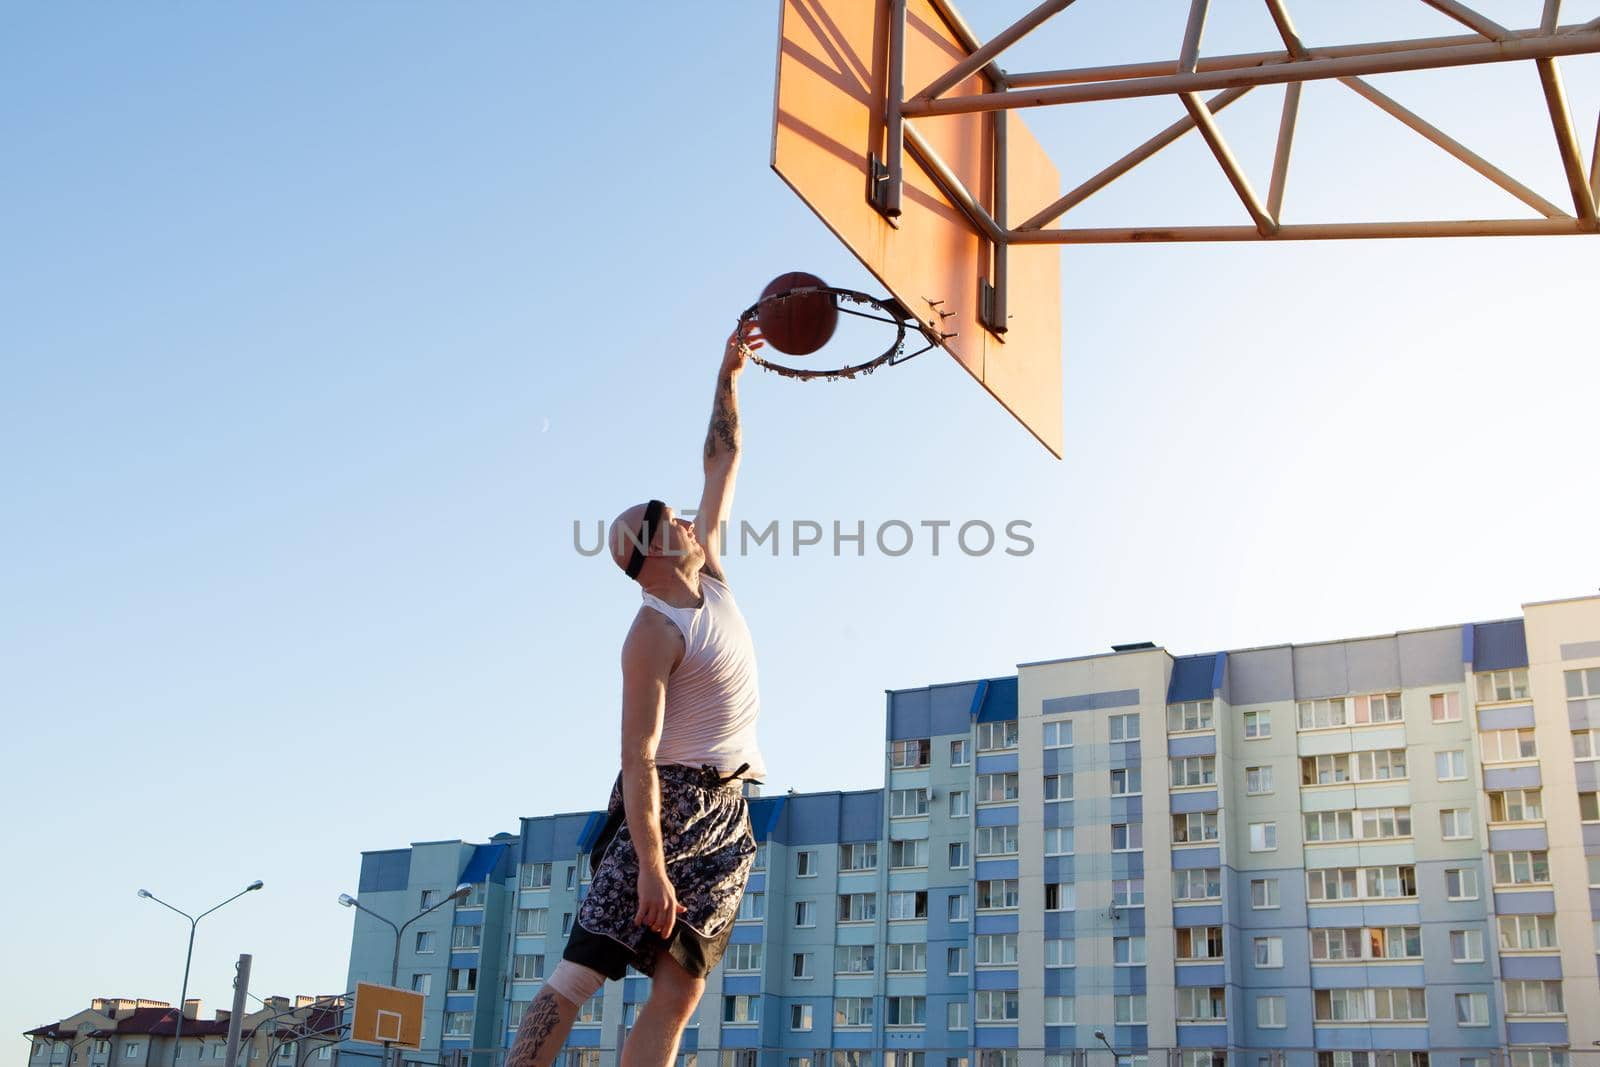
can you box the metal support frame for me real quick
[864,0,1600,246]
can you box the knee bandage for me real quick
[547,960,607,1006]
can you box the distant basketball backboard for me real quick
[771,0,1064,458]
[352,983,423,1049]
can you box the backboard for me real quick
[351,983,424,1049]
[771,0,1064,458]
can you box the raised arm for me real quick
[696,322,761,582]
[620,609,688,938]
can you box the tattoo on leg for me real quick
[508,990,564,1067]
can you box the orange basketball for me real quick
[756,272,838,356]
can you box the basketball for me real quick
[755,272,838,356]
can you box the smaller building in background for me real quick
[23,996,348,1067]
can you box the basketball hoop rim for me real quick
[737,285,934,381]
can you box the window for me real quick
[947,946,968,975]
[1576,728,1600,759]
[1109,713,1140,740]
[1043,773,1072,800]
[1582,792,1600,821]
[1450,929,1484,962]
[1113,936,1147,965]
[1510,1053,1569,1067]
[1297,692,1402,729]
[975,825,1018,857]
[1480,728,1538,762]
[886,943,927,972]
[1313,988,1426,1022]
[1111,823,1143,851]
[1177,987,1226,1021]
[838,892,877,922]
[887,890,927,920]
[1455,992,1489,1025]
[753,841,768,870]
[1174,868,1222,901]
[1477,668,1530,703]
[725,944,762,972]
[1172,811,1218,844]
[891,738,931,768]
[885,997,926,1028]
[948,841,970,868]
[840,842,878,870]
[1111,878,1144,907]
[975,990,1019,1023]
[1309,927,1422,961]
[1250,878,1279,909]
[1446,866,1480,900]
[1045,939,1074,968]
[737,891,765,922]
[950,738,971,765]
[975,933,1019,965]
[976,879,1019,910]
[560,912,572,936]
[722,995,759,1025]
[891,838,929,867]
[123,1047,141,1061]
[794,900,815,927]
[1043,720,1073,748]
[1242,710,1271,738]
[1044,997,1075,1025]
[1492,850,1551,885]
[719,1054,755,1067]
[1257,996,1286,1029]
[1504,980,1564,1016]
[411,971,432,994]
[1431,691,1462,722]
[1254,936,1283,968]
[1304,810,1355,843]
[796,849,817,876]
[516,907,547,934]
[890,787,929,817]
[947,790,970,817]
[789,1004,813,1031]
[1114,995,1147,1024]
[947,1001,968,1030]
[792,950,812,978]
[1171,755,1216,787]
[1246,765,1273,794]
[1440,809,1473,840]
[1110,767,1141,796]
[451,925,482,950]
[1499,914,1558,951]
[1044,882,1075,911]
[563,866,576,892]
[512,954,544,980]
[1592,855,1600,886]
[1168,700,1214,732]
[947,892,968,922]
[1176,926,1225,961]
[1044,827,1073,855]
[447,967,476,992]
[1301,750,1408,785]
[834,945,875,974]
[1306,865,1417,902]
[975,773,1018,804]
[519,862,551,889]
[420,889,437,909]
[415,931,436,954]
[1249,821,1277,851]
[976,720,1018,752]
[443,1012,472,1037]
[1435,750,1466,781]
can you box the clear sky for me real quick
[3,0,1598,1053]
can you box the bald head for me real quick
[607,499,703,581]
[608,502,651,573]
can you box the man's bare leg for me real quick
[619,954,703,1067]
[506,987,581,1067]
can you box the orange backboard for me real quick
[772,0,1063,457]
[351,983,424,1049]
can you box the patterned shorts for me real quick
[562,763,757,980]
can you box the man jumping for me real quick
[506,322,769,1067]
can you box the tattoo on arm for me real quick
[704,371,739,462]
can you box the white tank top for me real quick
[641,573,767,781]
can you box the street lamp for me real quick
[338,884,472,986]
[1093,1030,1119,1063]
[138,881,264,1067]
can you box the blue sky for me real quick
[3,0,1598,1051]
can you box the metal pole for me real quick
[913,0,1076,102]
[224,956,251,1067]
[174,920,197,1066]
[1006,217,1591,242]
[881,0,907,218]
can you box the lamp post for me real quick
[338,884,472,986]
[1093,1029,1119,1064]
[138,881,264,1067]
